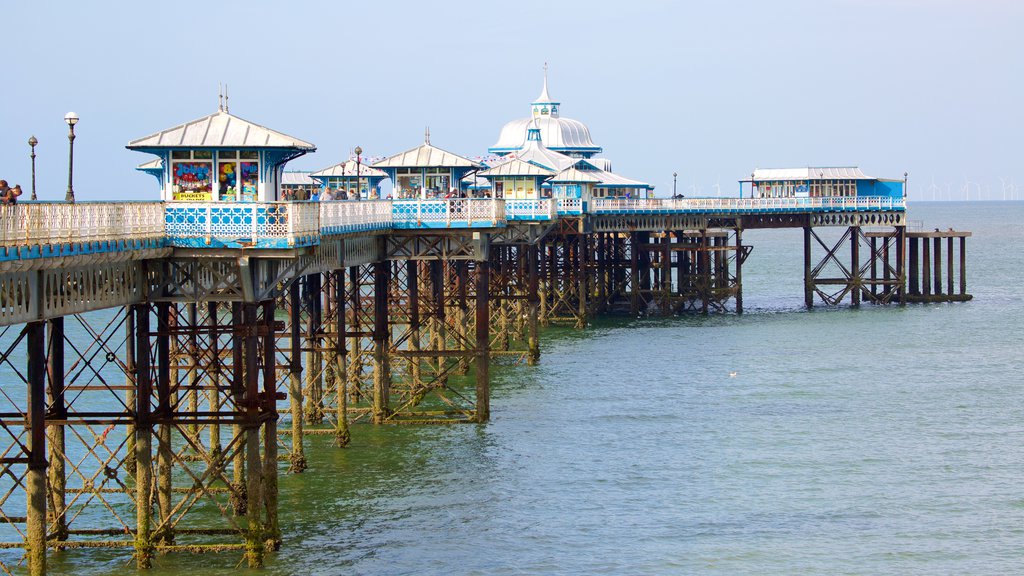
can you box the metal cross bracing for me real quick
[589,229,746,317]
[803,225,908,307]
[0,298,284,574]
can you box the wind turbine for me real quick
[961,176,973,202]
[928,177,940,202]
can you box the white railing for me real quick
[556,198,583,214]
[0,202,165,247]
[165,201,320,243]
[319,200,393,234]
[392,198,504,227]
[590,196,906,213]
[504,198,557,220]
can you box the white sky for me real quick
[1,0,1021,201]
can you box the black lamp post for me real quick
[64,112,79,203]
[28,136,38,201]
[354,146,362,199]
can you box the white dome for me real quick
[490,115,600,155]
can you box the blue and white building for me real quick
[128,106,315,202]
[739,167,906,200]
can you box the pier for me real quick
[0,90,972,574]
[0,193,972,573]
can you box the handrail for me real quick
[0,196,905,254]
[590,196,906,213]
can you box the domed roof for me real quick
[491,116,600,156]
[489,73,602,156]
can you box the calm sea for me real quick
[51,202,1024,575]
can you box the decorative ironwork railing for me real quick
[0,196,907,255]
[555,198,583,215]
[505,199,557,220]
[164,202,321,247]
[391,198,505,228]
[590,196,906,213]
[319,200,393,235]
[0,202,164,247]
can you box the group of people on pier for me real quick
[0,180,22,205]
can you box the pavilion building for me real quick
[127,107,315,202]
[739,167,905,199]
[373,132,483,198]
[310,157,389,199]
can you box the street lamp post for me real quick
[672,172,677,198]
[354,146,363,199]
[28,136,38,201]
[64,112,79,203]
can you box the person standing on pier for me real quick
[1,183,22,205]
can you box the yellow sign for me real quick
[173,191,213,201]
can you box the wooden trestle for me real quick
[0,214,970,574]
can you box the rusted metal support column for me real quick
[133,305,154,568]
[371,261,391,424]
[803,226,813,308]
[26,321,47,576]
[922,236,931,297]
[207,302,222,460]
[230,303,246,516]
[959,236,967,295]
[577,235,588,328]
[186,303,199,444]
[630,232,640,316]
[661,232,672,315]
[333,269,350,447]
[527,243,540,365]
[407,260,422,389]
[287,283,306,472]
[700,229,710,315]
[347,266,363,402]
[155,303,173,546]
[897,226,907,305]
[596,233,607,313]
[430,260,447,381]
[882,235,891,300]
[455,261,470,374]
[870,236,878,297]
[262,300,280,551]
[908,235,919,295]
[304,274,324,424]
[933,237,942,296]
[243,303,264,568]
[947,236,954,296]
[851,226,861,307]
[735,229,744,314]
[46,316,67,544]
[475,259,491,422]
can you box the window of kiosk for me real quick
[494,181,504,198]
[425,168,451,196]
[216,151,259,201]
[171,150,213,201]
[396,169,421,198]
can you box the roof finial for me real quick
[224,84,229,113]
[425,126,430,145]
[218,83,224,111]
[537,62,552,103]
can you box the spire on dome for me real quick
[532,63,560,118]
[537,62,552,103]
